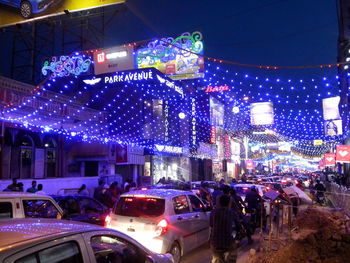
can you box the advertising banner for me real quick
[336,145,350,163]
[135,32,204,80]
[0,0,124,28]
[324,153,336,166]
[93,45,134,75]
[324,119,342,136]
[319,159,324,169]
[246,160,254,169]
[322,96,340,120]
[116,144,128,163]
[250,102,274,125]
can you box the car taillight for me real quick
[105,215,112,228]
[155,219,168,237]
[266,186,270,191]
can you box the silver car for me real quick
[0,218,173,263]
[106,189,211,263]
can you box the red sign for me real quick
[210,126,216,144]
[336,145,350,163]
[224,136,231,158]
[116,144,128,163]
[319,159,324,169]
[205,85,229,93]
[246,160,254,169]
[324,153,336,166]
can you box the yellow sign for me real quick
[0,0,124,28]
[313,140,323,146]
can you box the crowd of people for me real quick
[93,179,137,208]
[3,178,45,194]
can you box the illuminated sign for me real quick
[313,140,323,146]
[42,54,92,78]
[156,75,184,97]
[322,96,340,120]
[0,0,124,28]
[93,45,134,75]
[104,71,154,84]
[83,78,101,85]
[250,102,274,125]
[191,97,197,148]
[205,85,229,93]
[155,144,183,154]
[210,126,216,144]
[136,32,204,80]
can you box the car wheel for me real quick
[169,242,181,263]
[20,1,33,19]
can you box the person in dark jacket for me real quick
[210,194,239,263]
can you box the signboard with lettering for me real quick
[93,45,134,75]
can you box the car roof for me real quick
[0,192,54,199]
[121,189,193,198]
[0,218,103,252]
[234,184,265,188]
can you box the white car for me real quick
[0,192,64,219]
[0,218,173,263]
[106,189,210,263]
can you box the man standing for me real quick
[27,180,38,193]
[210,194,239,263]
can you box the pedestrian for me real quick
[94,180,105,203]
[210,194,239,263]
[77,184,89,196]
[36,184,46,194]
[103,182,119,208]
[27,180,38,193]
[17,182,24,192]
[212,185,223,208]
[6,178,18,191]
[123,179,131,191]
[230,178,237,188]
[199,182,212,208]
[290,193,300,217]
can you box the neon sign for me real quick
[42,54,92,78]
[205,85,229,93]
[104,71,154,84]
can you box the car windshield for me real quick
[115,197,165,217]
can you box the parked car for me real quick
[0,218,173,263]
[0,192,64,219]
[52,195,110,226]
[106,189,211,263]
[233,184,267,201]
[0,0,61,19]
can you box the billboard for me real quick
[322,96,340,120]
[135,32,204,80]
[93,45,134,75]
[250,102,274,125]
[0,0,124,28]
[324,119,342,136]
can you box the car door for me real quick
[169,195,196,253]
[3,234,90,263]
[82,231,150,263]
[187,194,210,246]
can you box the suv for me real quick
[0,218,173,263]
[0,192,64,219]
[0,0,59,19]
[106,189,211,263]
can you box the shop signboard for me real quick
[116,144,128,164]
[322,96,340,120]
[313,140,323,146]
[93,45,135,75]
[336,145,350,163]
[210,126,216,144]
[135,32,204,80]
[250,102,274,125]
[324,153,336,166]
[0,0,124,28]
[246,160,254,169]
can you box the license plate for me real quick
[127,228,135,232]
